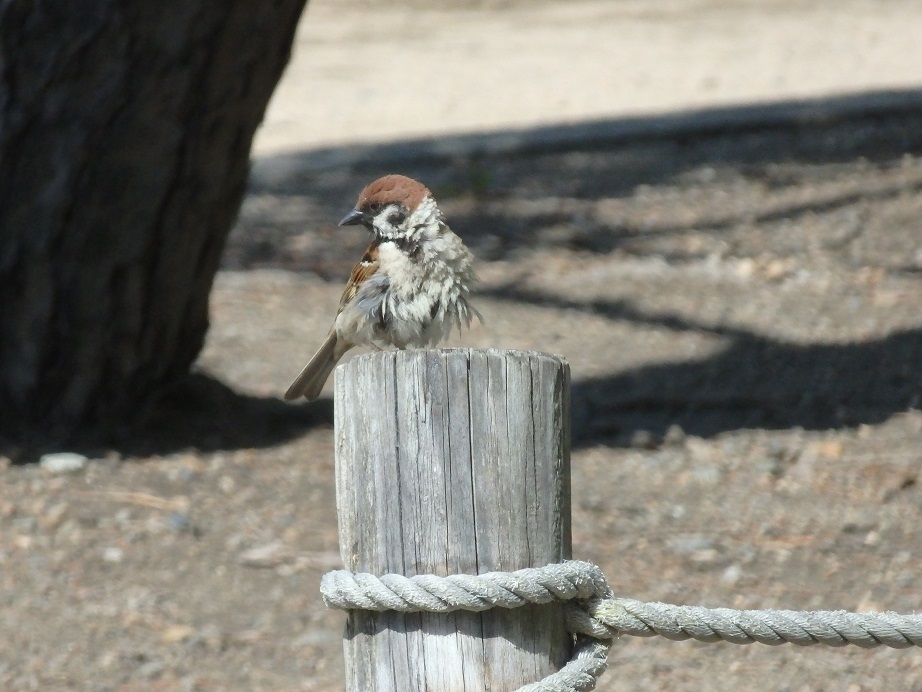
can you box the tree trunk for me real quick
[0,0,308,439]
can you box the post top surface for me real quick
[341,348,568,370]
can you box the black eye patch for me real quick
[388,209,407,226]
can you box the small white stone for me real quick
[102,547,124,563]
[721,564,743,585]
[39,452,88,474]
[238,541,289,568]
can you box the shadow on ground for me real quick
[479,286,922,447]
[577,312,921,446]
[1,374,333,463]
[119,373,334,456]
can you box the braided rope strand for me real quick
[587,598,922,648]
[321,561,613,612]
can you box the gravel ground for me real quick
[4,2,922,691]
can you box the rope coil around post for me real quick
[321,560,922,691]
[322,561,614,692]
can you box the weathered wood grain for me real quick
[334,348,572,691]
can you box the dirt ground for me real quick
[4,1,922,691]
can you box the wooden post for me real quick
[334,348,572,691]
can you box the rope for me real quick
[321,560,922,690]
[321,561,613,613]
[589,597,922,649]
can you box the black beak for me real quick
[338,208,365,227]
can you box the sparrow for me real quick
[284,174,478,401]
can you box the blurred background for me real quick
[5,0,922,689]
[256,0,922,153]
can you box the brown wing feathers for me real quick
[338,241,380,311]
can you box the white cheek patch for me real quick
[372,198,442,244]
[372,204,407,240]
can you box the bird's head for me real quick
[338,174,437,241]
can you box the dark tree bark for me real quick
[0,0,308,439]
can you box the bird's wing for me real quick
[338,239,381,312]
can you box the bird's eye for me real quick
[368,202,383,213]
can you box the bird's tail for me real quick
[284,332,351,401]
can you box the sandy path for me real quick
[253,0,922,154]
